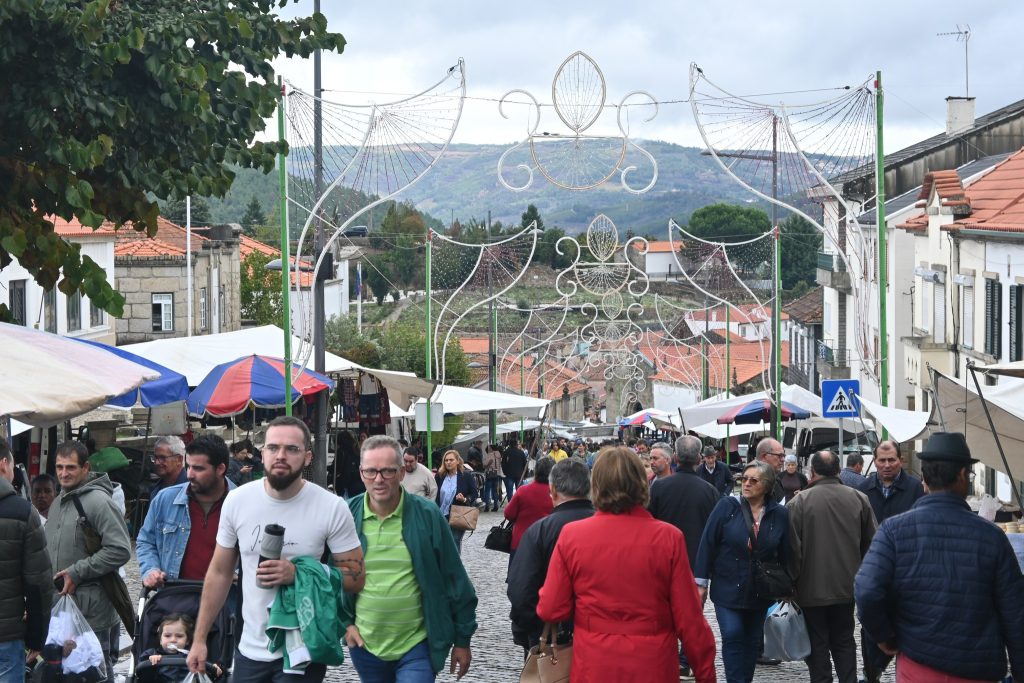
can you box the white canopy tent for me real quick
[857,395,933,443]
[415,385,549,419]
[679,383,823,429]
[0,322,159,428]
[122,325,434,407]
[454,420,543,446]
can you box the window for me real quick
[933,281,946,345]
[984,278,1002,358]
[200,287,208,331]
[1010,284,1024,362]
[90,300,104,327]
[920,279,930,332]
[67,290,81,332]
[7,280,26,326]
[152,293,173,332]
[962,285,974,349]
[43,288,56,333]
[219,285,226,328]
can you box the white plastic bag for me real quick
[45,595,107,680]
[763,600,811,661]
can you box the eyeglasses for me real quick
[766,451,785,457]
[360,467,400,480]
[150,454,180,462]
[264,444,304,456]
[740,476,762,484]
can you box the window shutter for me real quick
[934,282,946,344]
[985,279,997,356]
[963,285,974,348]
[1011,285,1023,362]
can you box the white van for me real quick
[788,417,878,460]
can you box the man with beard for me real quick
[137,434,236,587]
[188,416,365,682]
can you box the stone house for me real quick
[115,219,241,344]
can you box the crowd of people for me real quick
[0,422,1021,683]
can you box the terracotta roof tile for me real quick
[115,238,186,258]
[239,235,279,259]
[49,216,117,238]
[784,286,823,325]
[634,240,681,253]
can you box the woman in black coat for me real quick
[435,450,479,553]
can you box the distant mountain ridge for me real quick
[205,140,827,236]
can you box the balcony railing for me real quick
[817,339,849,367]
[816,251,846,272]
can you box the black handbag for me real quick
[484,518,513,553]
[740,499,793,601]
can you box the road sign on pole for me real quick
[821,379,860,418]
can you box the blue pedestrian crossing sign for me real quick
[821,379,860,418]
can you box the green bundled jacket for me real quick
[340,491,478,674]
[267,557,346,670]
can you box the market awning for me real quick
[857,395,933,443]
[121,325,434,408]
[680,383,823,428]
[75,338,188,408]
[454,420,543,445]
[0,322,160,427]
[417,385,549,419]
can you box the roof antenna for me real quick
[937,25,971,97]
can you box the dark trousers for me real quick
[861,627,894,682]
[802,603,857,683]
[232,651,327,683]
[715,604,765,683]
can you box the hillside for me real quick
[200,140,820,237]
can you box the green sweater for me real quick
[341,492,478,674]
[267,556,346,669]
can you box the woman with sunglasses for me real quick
[693,460,790,682]
[434,450,478,553]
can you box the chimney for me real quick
[946,96,976,136]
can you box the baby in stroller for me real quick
[140,614,223,681]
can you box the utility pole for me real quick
[424,229,433,468]
[487,256,497,444]
[277,78,293,416]
[876,70,890,438]
[311,2,328,486]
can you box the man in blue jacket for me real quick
[855,432,1024,683]
[342,435,478,681]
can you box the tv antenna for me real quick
[937,24,971,97]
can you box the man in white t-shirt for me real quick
[188,416,365,682]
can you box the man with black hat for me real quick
[855,432,1024,683]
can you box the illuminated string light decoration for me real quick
[498,51,659,193]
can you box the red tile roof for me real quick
[115,238,187,258]
[635,240,681,253]
[49,216,116,238]
[114,217,209,257]
[240,235,279,259]
[650,339,789,391]
[784,286,823,325]
[459,337,490,355]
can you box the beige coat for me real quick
[786,476,876,607]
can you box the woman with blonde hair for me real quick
[536,447,716,682]
[434,449,478,552]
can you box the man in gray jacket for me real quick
[787,450,876,683]
[47,441,132,680]
[0,437,53,678]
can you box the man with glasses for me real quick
[150,435,188,497]
[856,432,1023,683]
[137,434,235,587]
[755,438,787,503]
[341,435,477,682]
[188,416,365,682]
[399,447,437,500]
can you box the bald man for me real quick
[755,438,786,503]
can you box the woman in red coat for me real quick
[537,446,717,683]
[503,455,555,555]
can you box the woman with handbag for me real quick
[503,456,555,561]
[481,444,504,512]
[535,447,716,683]
[693,460,790,683]
[435,450,479,553]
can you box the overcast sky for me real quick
[272,1,1023,154]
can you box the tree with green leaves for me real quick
[520,204,545,232]
[239,251,282,326]
[164,197,213,227]
[240,195,267,236]
[779,214,822,290]
[0,0,343,319]
[687,203,772,273]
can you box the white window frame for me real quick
[152,293,174,332]
[933,281,946,345]
[962,285,974,349]
[200,287,208,331]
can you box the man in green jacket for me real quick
[342,435,478,681]
[47,441,132,680]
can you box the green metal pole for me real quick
[726,303,731,455]
[425,230,433,468]
[278,78,292,417]
[520,353,525,442]
[876,71,889,424]
[774,224,781,438]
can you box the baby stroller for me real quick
[126,581,235,683]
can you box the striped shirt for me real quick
[356,491,427,660]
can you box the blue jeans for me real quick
[0,639,23,683]
[503,477,519,500]
[349,640,435,683]
[482,478,500,507]
[715,604,766,683]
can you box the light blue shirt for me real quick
[438,474,458,517]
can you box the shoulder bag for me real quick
[484,518,513,553]
[740,499,793,601]
[70,495,137,633]
[448,504,479,531]
[520,622,572,683]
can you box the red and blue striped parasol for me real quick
[716,398,811,425]
[186,355,335,417]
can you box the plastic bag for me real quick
[763,600,811,661]
[44,595,107,681]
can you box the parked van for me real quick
[789,417,878,460]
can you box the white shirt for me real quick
[216,480,360,661]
